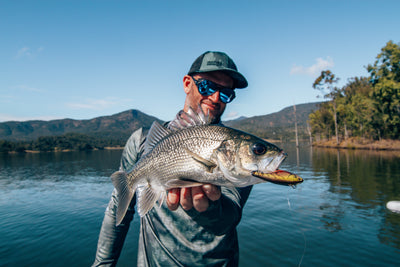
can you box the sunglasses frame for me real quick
[191,76,236,103]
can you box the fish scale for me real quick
[111,119,302,226]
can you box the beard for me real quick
[198,102,223,124]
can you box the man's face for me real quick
[183,71,234,123]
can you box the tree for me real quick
[367,40,400,139]
[0,140,13,152]
[343,77,372,99]
[341,77,375,138]
[309,103,334,141]
[313,70,342,144]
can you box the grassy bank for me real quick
[313,137,400,150]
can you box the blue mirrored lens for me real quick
[219,93,230,103]
[193,78,235,103]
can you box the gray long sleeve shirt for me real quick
[92,114,253,267]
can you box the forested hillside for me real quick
[0,102,319,152]
[225,102,321,141]
[0,110,162,152]
[0,109,162,142]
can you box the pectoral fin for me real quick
[184,148,217,172]
[136,182,165,217]
[111,171,135,226]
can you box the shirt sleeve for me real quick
[185,185,253,235]
[91,189,136,267]
[91,128,145,267]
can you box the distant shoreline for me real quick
[312,138,400,151]
[8,146,124,154]
[5,139,400,153]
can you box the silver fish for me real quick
[111,109,301,225]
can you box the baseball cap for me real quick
[188,51,248,89]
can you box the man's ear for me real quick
[183,75,192,94]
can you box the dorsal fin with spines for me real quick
[143,121,173,155]
[168,105,211,131]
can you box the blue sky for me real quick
[1,0,399,122]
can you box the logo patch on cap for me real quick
[188,51,248,89]
[207,60,223,67]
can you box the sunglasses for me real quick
[191,76,236,103]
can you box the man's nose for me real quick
[208,90,220,103]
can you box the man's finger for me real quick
[192,186,209,212]
[202,184,221,201]
[180,187,193,210]
[166,188,180,211]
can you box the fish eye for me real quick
[252,143,267,155]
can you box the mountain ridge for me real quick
[0,109,163,141]
[0,102,323,142]
[224,101,322,139]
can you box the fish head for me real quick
[238,139,286,173]
[215,134,286,187]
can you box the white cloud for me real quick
[15,46,44,59]
[290,57,334,76]
[16,47,31,58]
[1,85,43,105]
[0,94,14,103]
[16,85,45,93]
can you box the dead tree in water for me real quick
[306,121,313,145]
[293,104,299,147]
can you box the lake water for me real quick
[1,144,400,266]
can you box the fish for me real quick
[111,107,303,225]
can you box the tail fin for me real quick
[111,171,135,226]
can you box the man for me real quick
[92,51,251,266]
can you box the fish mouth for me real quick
[260,152,287,173]
[251,169,304,186]
[251,151,303,186]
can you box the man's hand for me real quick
[166,185,221,212]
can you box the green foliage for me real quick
[310,40,400,141]
[312,70,341,100]
[309,102,334,139]
[0,140,27,153]
[0,140,13,152]
[313,70,343,144]
[367,41,400,139]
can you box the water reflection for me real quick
[0,150,122,185]
[279,143,400,250]
[310,147,400,246]
[0,150,123,266]
[1,146,400,266]
[311,147,400,202]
